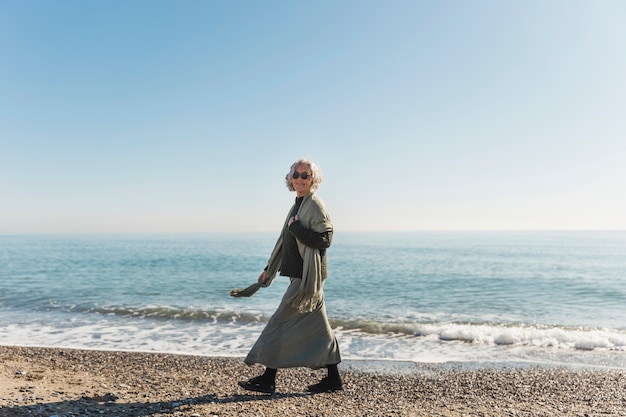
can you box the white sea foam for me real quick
[3,310,626,369]
[421,322,626,351]
[333,319,626,352]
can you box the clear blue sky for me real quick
[1,0,625,233]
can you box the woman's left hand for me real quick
[288,214,299,226]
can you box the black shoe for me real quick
[238,375,276,394]
[307,376,343,393]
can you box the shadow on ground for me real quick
[0,391,312,417]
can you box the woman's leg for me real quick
[238,367,277,394]
[307,364,343,393]
[262,367,277,383]
[327,364,341,382]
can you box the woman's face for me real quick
[291,163,313,197]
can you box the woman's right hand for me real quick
[258,270,268,284]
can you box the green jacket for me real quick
[264,192,333,312]
[230,192,333,313]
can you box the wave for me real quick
[46,303,626,352]
[332,319,626,351]
[72,305,268,325]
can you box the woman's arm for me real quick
[288,220,332,249]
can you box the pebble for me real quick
[1,345,625,417]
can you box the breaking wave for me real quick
[332,318,626,352]
[55,303,626,352]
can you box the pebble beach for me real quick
[1,346,625,416]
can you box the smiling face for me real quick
[291,163,313,197]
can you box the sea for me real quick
[1,231,625,371]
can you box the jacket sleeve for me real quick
[288,221,332,249]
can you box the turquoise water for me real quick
[1,232,625,368]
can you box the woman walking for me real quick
[232,158,342,394]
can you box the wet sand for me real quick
[1,345,625,416]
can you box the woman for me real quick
[233,158,342,394]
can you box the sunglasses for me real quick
[292,171,311,180]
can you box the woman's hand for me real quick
[288,214,299,227]
[258,270,268,284]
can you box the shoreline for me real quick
[2,346,625,416]
[4,342,625,374]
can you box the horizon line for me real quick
[1,229,625,236]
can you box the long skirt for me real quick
[244,277,341,370]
